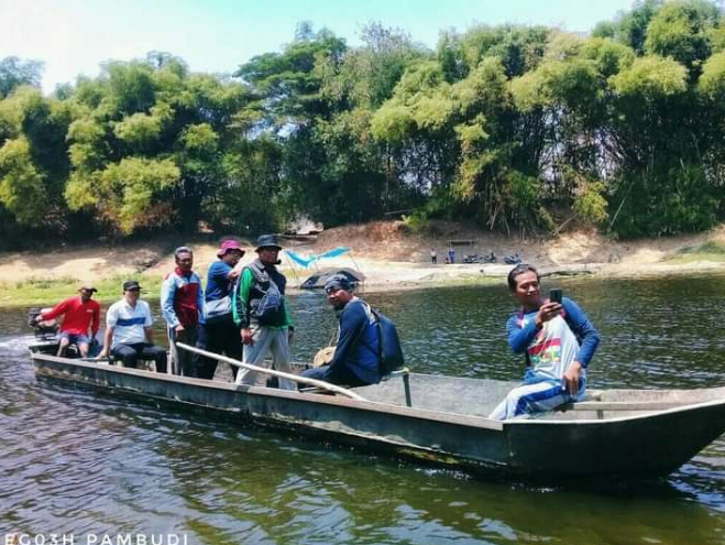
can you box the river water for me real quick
[1,275,724,544]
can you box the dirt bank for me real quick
[1,222,724,298]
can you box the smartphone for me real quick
[549,288,563,304]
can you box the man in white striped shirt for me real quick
[99,280,167,372]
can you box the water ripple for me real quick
[2,277,725,543]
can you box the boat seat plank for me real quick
[562,400,695,411]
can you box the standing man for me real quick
[430,248,437,264]
[196,239,246,380]
[99,281,167,372]
[232,234,295,390]
[161,246,205,376]
[301,274,382,387]
[34,285,100,357]
[448,246,456,264]
[489,264,600,420]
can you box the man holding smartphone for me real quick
[489,263,600,420]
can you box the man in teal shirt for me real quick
[232,234,295,389]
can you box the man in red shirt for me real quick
[36,285,101,357]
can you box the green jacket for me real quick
[232,259,293,330]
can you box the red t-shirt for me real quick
[41,296,100,336]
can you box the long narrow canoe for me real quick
[28,349,725,479]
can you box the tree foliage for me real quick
[1,2,724,247]
[0,56,44,98]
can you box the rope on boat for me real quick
[175,342,368,401]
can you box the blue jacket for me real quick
[160,270,205,328]
[330,298,381,385]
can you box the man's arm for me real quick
[144,327,154,344]
[233,268,256,344]
[39,299,70,321]
[328,303,367,371]
[195,273,205,324]
[506,314,540,354]
[99,306,116,357]
[560,297,600,395]
[91,303,100,337]
[100,326,113,357]
[160,275,180,328]
[232,268,254,328]
[562,297,600,367]
[282,297,294,329]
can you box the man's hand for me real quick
[288,328,294,344]
[563,361,583,395]
[535,302,562,328]
[175,324,185,334]
[241,328,254,345]
[98,348,109,360]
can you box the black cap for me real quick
[123,280,141,292]
[324,274,354,293]
[255,234,282,252]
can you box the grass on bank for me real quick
[664,241,725,264]
[1,274,163,308]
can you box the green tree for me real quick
[64,55,259,234]
[0,137,46,224]
[645,0,721,76]
[0,56,44,98]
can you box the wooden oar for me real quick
[175,342,368,401]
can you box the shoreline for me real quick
[2,223,724,307]
[3,256,725,308]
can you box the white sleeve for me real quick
[106,303,118,328]
[143,301,153,327]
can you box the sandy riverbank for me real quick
[1,222,724,305]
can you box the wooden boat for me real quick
[28,342,725,480]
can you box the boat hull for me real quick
[29,353,725,479]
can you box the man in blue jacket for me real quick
[160,246,205,376]
[301,274,382,387]
[489,263,600,420]
[196,239,246,380]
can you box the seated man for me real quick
[489,264,600,420]
[301,274,381,387]
[34,285,100,357]
[98,281,167,372]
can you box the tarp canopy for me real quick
[285,247,351,268]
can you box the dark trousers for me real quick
[300,364,369,388]
[168,326,199,377]
[195,315,243,380]
[111,343,167,373]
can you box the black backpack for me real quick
[369,307,405,375]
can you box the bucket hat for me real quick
[217,239,246,258]
[255,234,283,252]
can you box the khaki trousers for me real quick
[236,327,295,390]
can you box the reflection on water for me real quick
[1,274,724,544]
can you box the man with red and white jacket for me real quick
[36,285,100,357]
[161,246,205,376]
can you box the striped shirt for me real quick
[106,299,153,347]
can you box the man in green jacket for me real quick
[232,234,295,389]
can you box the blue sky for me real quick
[1,0,636,93]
